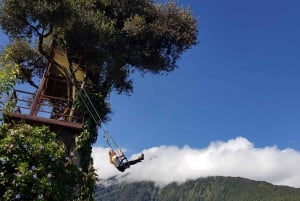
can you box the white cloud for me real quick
[92,137,300,187]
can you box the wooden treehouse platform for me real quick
[2,89,84,132]
[1,38,95,133]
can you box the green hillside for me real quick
[95,176,300,201]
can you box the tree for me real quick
[0,0,198,96]
[0,0,198,199]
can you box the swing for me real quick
[63,65,132,169]
[104,131,130,169]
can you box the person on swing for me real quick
[109,149,144,172]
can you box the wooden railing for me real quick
[2,89,84,129]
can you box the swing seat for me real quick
[121,156,130,167]
[117,156,130,172]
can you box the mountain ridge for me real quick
[95,176,300,201]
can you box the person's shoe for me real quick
[139,153,144,160]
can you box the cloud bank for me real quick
[92,137,300,188]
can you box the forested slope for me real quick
[95,176,300,201]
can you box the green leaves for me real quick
[0,0,72,38]
[0,124,82,201]
[0,46,19,118]
[0,46,19,94]
[0,0,198,91]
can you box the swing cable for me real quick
[62,63,125,155]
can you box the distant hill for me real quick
[95,176,300,201]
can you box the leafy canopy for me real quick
[0,0,198,95]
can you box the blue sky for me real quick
[99,0,300,153]
[2,0,300,187]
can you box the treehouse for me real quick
[3,40,92,133]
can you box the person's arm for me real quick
[109,155,115,164]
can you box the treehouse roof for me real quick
[50,42,93,86]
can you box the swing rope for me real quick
[103,131,125,156]
[61,62,125,155]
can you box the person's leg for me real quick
[128,158,142,166]
[128,153,144,165]
[118,154,144,171]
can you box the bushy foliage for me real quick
[0,46,19,121]
[0,46,19,94]
[0,123,83,201]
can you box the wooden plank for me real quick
[4,112,83,131]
